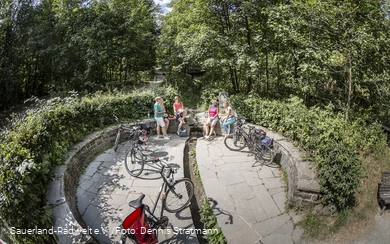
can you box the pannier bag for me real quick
[262,136,274,148]
[121,205,158,244]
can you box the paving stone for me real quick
[289,211,303,225]
[252,185,281,218]
[94,153,117,163]
[248,197,268,223]
[262,233,294,244]
[225,227,262,244]
[253,213,290,237]
[257,166,276,179]
[217,171,245,186]
[292,225,304,243]
[242,170,263,187]
[221,155,254,164]
[84,161,102,177]
[82,204,99,225]
[273,191,287,213]
[212,158,226,166]
[104,194,128,208]
[275,220,294,236]
[203,180,235,211]
[209,146,224,157]
[198,165,218,181]
[217,162,243,172]
[263,177,284,190]
[268,187,285,196]
[79,179,94,191]
[269,167,281,177]
[227,182,257,200]
[90,172,104,183]
[46,178,65,205]
[233,198,258,224]
[216,210,250,239]
[88,182,103,194]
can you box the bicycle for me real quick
[223,117,274,165]
[114,116,151,153]
[120,161,194,244]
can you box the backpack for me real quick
[178,128,187,137]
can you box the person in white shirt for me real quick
[222,101,237,135]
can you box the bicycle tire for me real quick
[164,178,194,213]
[255,144,274,166]
[114,129,121,152]
[224,133,246,151]
[125,147,145,177]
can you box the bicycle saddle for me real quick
[248,125,255,129]
[129,194,145,209]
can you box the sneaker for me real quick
[177,131,180,136]
[158,135,164,138]
[205,135,209,139]
[164,136,170,140]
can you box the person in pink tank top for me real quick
[173,95,187,135]
[204,99,219,139]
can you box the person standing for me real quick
[154,97,170,140]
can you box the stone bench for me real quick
[378,171,390,215]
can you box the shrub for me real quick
[229,94,385,210]
[0,87,178,243]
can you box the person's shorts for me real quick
[175,113,183,120]
[206,117,219,125]
[155,117,165,127]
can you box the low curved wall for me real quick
[193,112,322,209]
[249,126,322,208]
[45,125,119,243]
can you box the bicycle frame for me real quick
[150,165,176,218]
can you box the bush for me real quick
[229,94,386,210]
[0,87,178,243]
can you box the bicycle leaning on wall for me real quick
[224,117,274,166]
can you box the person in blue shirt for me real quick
[154,97,170,140]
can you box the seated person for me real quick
[221,101,237,136]
[204,99,219,139]
[173,95,187,135]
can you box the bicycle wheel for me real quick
[114,129,121,152]
[164,178,194,213]
[125,148,145,177]
[224,133,246,151]
[255,144,274,166]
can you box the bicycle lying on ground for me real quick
[224,117,274,166]
[120,160,194,244]
[114,116,151,153]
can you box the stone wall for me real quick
[194,111,322,208]
[45,125,119,244]
[254,128,322,208]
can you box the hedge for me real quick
[0,86,178,243]
[230,94,387,210]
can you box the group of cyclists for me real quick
[153,95,236,140]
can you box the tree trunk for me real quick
[346,55,352,121]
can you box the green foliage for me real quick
[199,200,226,244]
[0,0,158,110]
[230,94,386,209]
[159,0,390,124]
[0,87,178,243]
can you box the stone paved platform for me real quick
[76,135,198,244]
[196,137,304,244]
